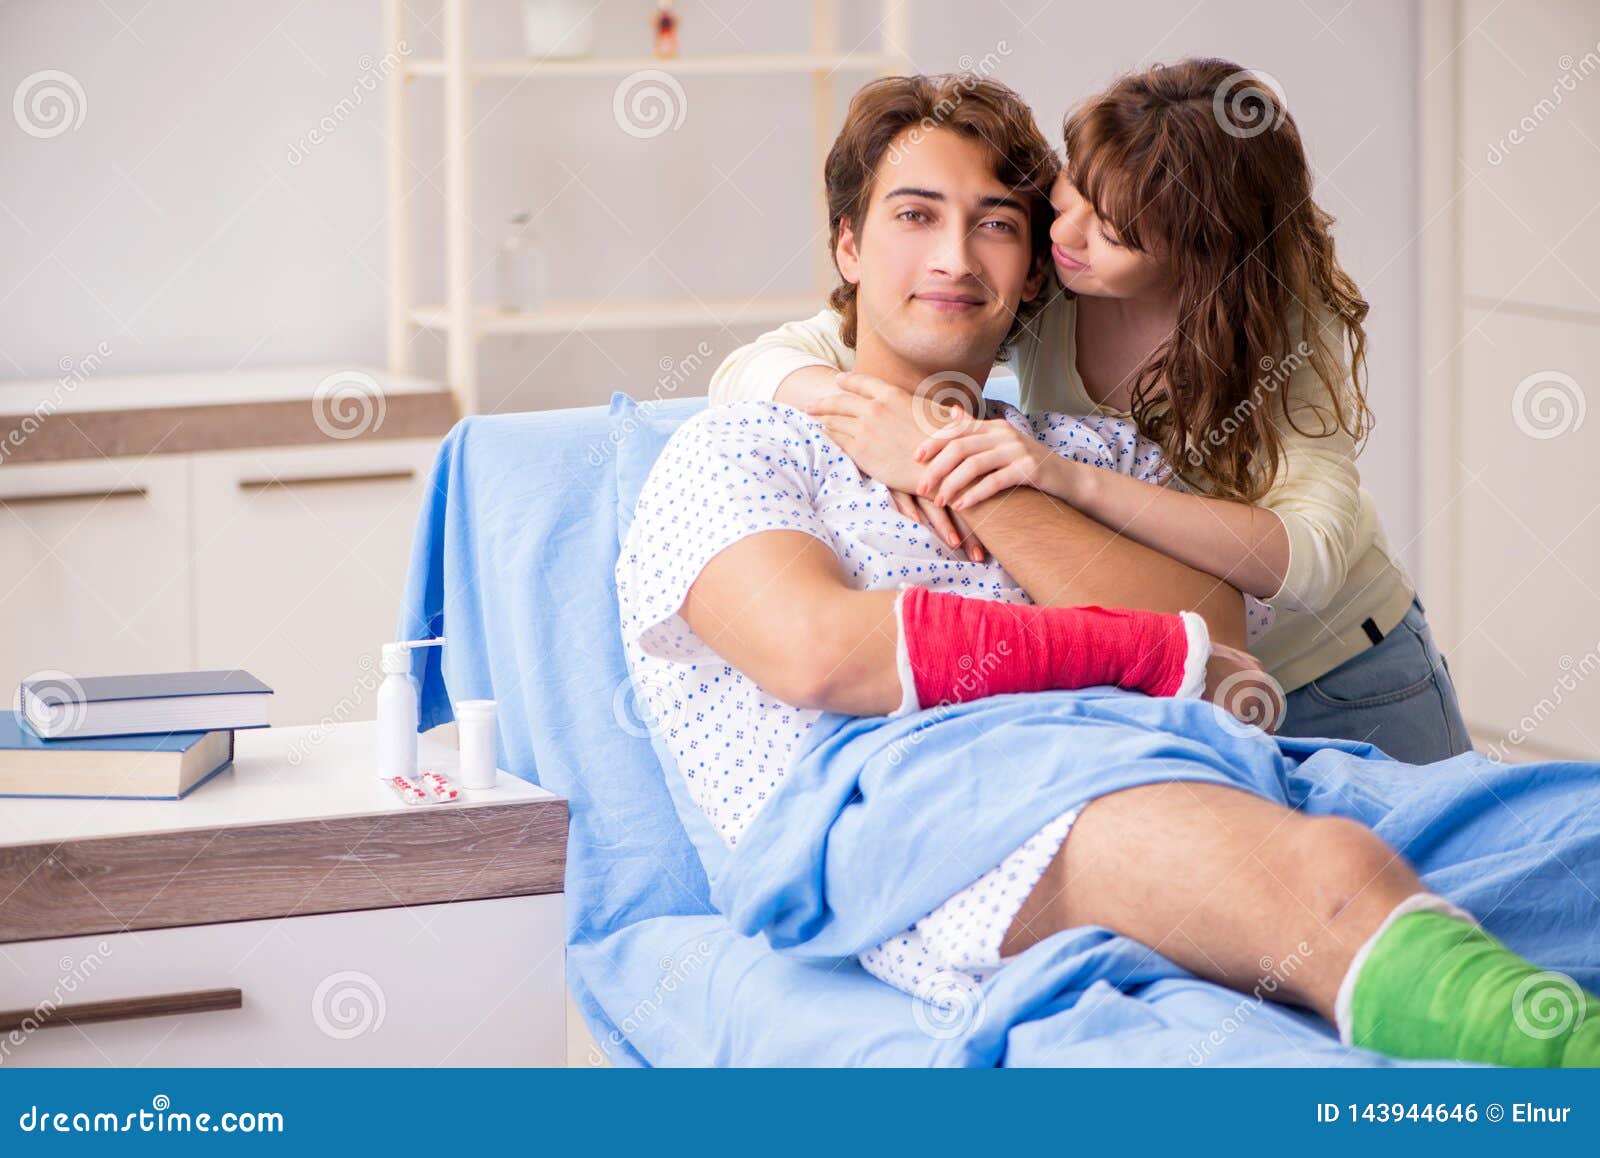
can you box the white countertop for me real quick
[0,722,555,848]
[0,364,449,417]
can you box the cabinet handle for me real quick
[0,986,242,1032]
[0,485,147,508]
[238,468,416,492]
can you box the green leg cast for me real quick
[1352,911,1600,1067]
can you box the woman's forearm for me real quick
[773,365,843,410]
[707,309,854,405]
[1047,460,1290,599]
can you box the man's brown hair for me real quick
[823,73,1061,352]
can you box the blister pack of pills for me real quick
[386,770,462,805]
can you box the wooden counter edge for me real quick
[0,796,568,944]
[0,390,458,465]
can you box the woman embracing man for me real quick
[711,58,1469,765]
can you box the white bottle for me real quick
[376,638,445,781]
[454,699,499,789]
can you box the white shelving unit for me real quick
[383,0,913,414]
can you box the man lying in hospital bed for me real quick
[614,73,1600,1067]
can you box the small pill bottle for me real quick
[454,699,499,790]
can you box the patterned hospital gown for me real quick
[614,398,1272,1001]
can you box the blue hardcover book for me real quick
[18,669,272,739]
[0,713,234,800]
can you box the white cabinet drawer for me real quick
[1,894,563,1067]
[190,438,440,728]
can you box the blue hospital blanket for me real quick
[720,692,1600,991]
[398,390,1600,1066]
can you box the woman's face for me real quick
[1048,171,1174,301]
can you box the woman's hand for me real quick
[887,488,989,563]
[1203,643,1286,733]
[914,418,1069,511]
[805,372,972,496]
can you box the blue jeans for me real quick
[1277,596,1472,765]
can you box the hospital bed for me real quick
[395,380,1600,1067]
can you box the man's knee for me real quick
[1290,816,1404,924]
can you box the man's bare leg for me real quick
[1000,781,1424,1023]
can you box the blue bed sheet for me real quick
[397,386,1600,1067]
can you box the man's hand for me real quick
[1203,642,1286,733]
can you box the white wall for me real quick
[1422,0,1600,759]
[0,0,1423,573]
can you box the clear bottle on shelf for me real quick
[495,211,549,314]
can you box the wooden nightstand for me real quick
[0,722,566,1066]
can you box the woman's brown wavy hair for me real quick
[825,73,1061,355]
[1064,58,1373,502]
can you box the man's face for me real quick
[835,127,1045,378]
